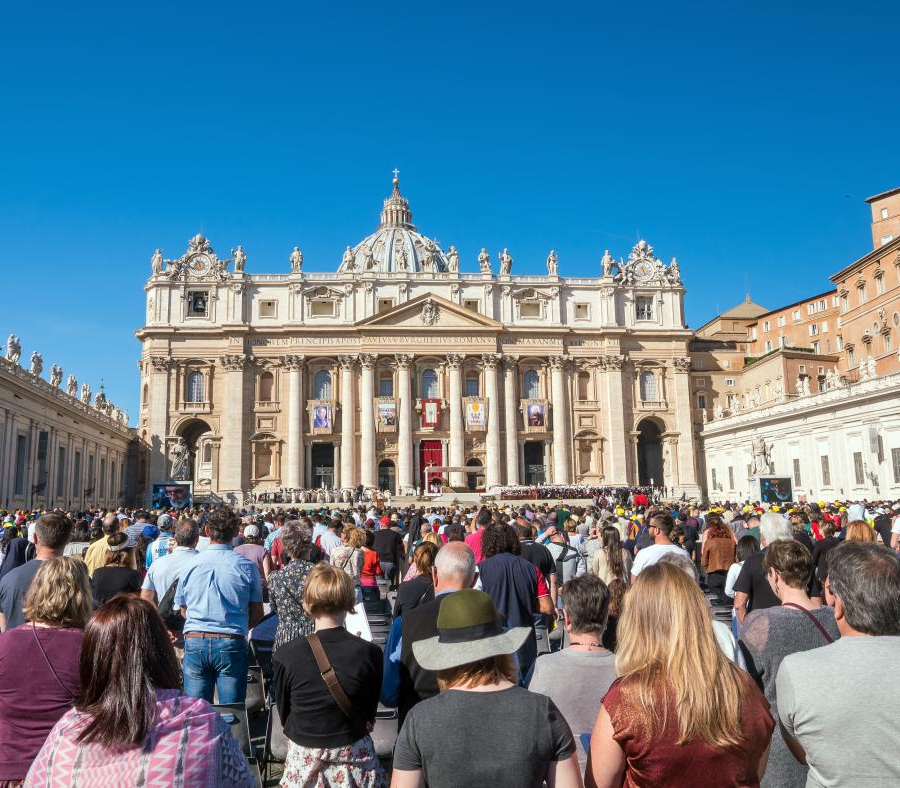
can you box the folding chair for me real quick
[212,702,252,758]
[260,702,290,782]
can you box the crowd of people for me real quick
[0,493,897,786]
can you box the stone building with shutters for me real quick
[136,175,701,503]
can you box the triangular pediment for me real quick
[356,293,502,330]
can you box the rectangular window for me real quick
[876,277,885,295]
[841,294,849,312]
[793,458,801,486]
[764,340,773,352]
[574,303,590,320]
[72,450,82,499]
[853,451,864,485]
[377,298,395,313]
[99,458,106,499]
[819,299,827,310]
[711,468,717,489]
[809,324,819,336]
[799,365,806,373]
[520,302,541,318]
[883,207,890,220]
[750,327,757,341]
[848,347,855,366]
[259,300,277,318]
[882,235,894,246]
[836,336,843,351]
[779,336,787,348]
[820,455,831,486]
[187,291,209,317]
[728,466,734,489]
[635,297,653,321]
[13,435,27,496]
[859,286,868,304]
[378,376,394,397]
[311,299,335,317]
[885,333,893,352]
[698,393,707,409]
[822,322,829,333]
[793,310,801,320]
[892,448,900,484]
[463,300,480,313]
[722,360,731,369]
[763,320,771,332]
[724,378,735,387]
[832,295,840,307]
[777,316,786,327]
[36,431,48,493]
[56,446,67,498]
[465,377,480,397]
[812,341,820,354]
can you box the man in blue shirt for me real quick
[145,513,176,569]
[176,508,263,703]
[141,519,199,604]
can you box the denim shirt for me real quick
[142,547,199,598]
[174,544,262,636]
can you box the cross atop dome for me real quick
[380,168,414,229]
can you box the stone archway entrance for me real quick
[176,418,213,485]
[466,458,483,491]
[636,420,663,486]
[378,459,396,493]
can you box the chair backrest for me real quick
[212,703,251,757]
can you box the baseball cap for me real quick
[244,524,260,538]
[157,513,174,531]
[142,525,160,540]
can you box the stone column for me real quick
[446,354,465,489]
[602,356,629,485]
[395,354,414,493]
[219,354,248,501]
[147,357,171,488]
[285,355,305,490]
[550,356,571,484]
[339,355,356,490]
[629,432,641,485]
[483,354,502,490]
[502,357,519,486]
[359,354,376,489]
[671,357,701,496]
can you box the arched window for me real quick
[142,383,149,409]
[524,370,540,399]
[258,371,275,402]
[465,373,480,397]
[186,370,205,403]
[639,370,657,401]
[314,370,332,399]
[577,371,590,401]
[421,368,438,398]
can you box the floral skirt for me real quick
[281,735,386,788]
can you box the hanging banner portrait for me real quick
[465,398,486,431]
[421,398,441,429]
[310,401,333,434]
[522,399,549,433]
[376,400,397,432]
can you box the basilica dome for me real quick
[338,175,451,274]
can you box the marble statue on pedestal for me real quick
[66,374,77,396]
[232,245,247,273]
[81,383,91,404]
[751,435,773,476]
[170,438,190,481]
[341,246,355,271]
[447,246,459,273]
[290,246,303,273]
[546,250,558,276]
[29,351,43,377]
[363,244,376,270]
[6,335,20,364]
[50,364,62,388]
[601,250,615,277]
[499,248,513,275]
[478,248,492,274]
[151,249,164,275]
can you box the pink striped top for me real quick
[25,689,253,787]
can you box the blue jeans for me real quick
[182,637,249,704]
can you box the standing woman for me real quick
[591,526,632,586]
[701,515,737,605]
[25,595,253,786]
[0,557,91,784]
[268,521,316,651]
[588,562,774,788]
[726,536,760,636]
[359,529,383,602]
[275,563,385,787]
[738,540,839,788]
[90,533,142,607]
[330,526,365,602]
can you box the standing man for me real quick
[145,513,176,568]
[0,513,72,631]
[777,542,900,784]
[630,512,685,577]
[373,516,403,588]
[83,513,121,575]
[733,512,793,625]
[176,508,263,703]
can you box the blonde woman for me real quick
[587,562,774,788]
[0,557,91,783]
[330,526,365,602]
[844,520,877,543]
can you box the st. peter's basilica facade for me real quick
[136,176,701,503]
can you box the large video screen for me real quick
[759,476,793,504]
[151,481,193,511]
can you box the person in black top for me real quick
[394,542,437,619]
[809,522,840,602]
[90,533,142,608]
[733,512,793,626]
[514,521,557,609]
[274,563,384,785]
[372,519,403,588]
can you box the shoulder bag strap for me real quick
[32,625,77,703]
[307,631,360,723]
[782,603,834,644]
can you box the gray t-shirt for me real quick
[528,648,617,772]
[0,559,41,630]
[393,685,574,787]
[777,636,900,787]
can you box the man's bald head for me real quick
[433,541,476,592]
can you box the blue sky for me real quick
[1,2,897,420]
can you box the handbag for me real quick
[307,631,374,734]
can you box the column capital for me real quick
[604,355,625,371]
[481,353,501,369]
[219,354,248,371]
[394,353,414,370]
[548,354,571,370]
[149,356,173,372]
[671,356,692,373]
[359,353,378,369]
[282,354,306,370]
[338,354,357,370]
[445,353,465,370]
[501,355,519,371]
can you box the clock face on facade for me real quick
[190,254,211,275]
[634,260,654,281]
